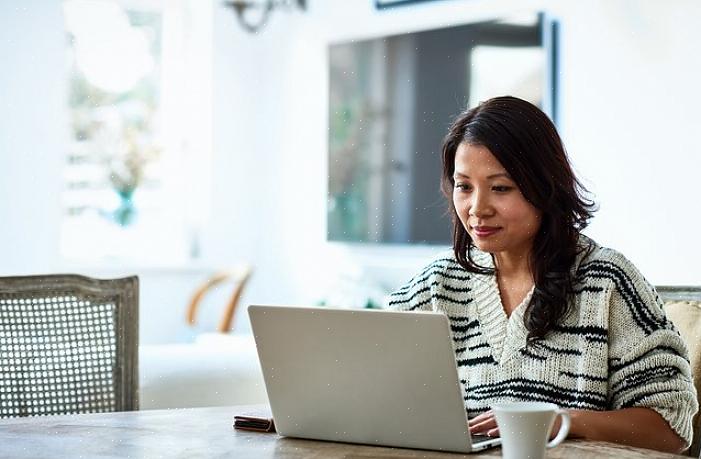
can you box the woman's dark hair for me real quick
[440,96,596,341]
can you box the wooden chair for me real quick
[186,264,252,333]
[0,274,139,417]
[657,286,701,457]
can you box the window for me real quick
[61,0,211,265]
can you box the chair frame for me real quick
[186,265,252,333]
[0,274,139,413]
[657,286,701,302]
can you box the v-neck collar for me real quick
[469,249,531,364]
[465,235,596,364]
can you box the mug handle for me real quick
[546,409,571,448]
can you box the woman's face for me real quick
[452,142,542,260]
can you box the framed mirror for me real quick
[327,13,559,245]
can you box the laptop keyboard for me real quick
[471,434,495,443]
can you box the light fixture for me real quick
[224,0,306,34]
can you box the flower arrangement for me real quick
[107,126,160,226]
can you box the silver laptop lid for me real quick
[248,305,486,453]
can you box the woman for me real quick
[387,96,697,453]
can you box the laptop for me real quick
[248,305,501,453]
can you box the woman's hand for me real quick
[468,410,499,437]
[469,407,685,453]
[468,410,564,439]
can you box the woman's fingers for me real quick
[469,418,497,433]
[467,410,493,426]
[468,411,497,435]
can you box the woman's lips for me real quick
[472,226,501,237]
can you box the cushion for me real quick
[665,300,701,457]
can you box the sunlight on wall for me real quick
[59,0,212,267]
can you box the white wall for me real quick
[0,1,65,274]
[2,0,700,344]
[557,2,701,280]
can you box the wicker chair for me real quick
[0,274,139,418]
[657,286,701,457]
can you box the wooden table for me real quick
[0,405,686,458]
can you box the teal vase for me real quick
[114,188,136,226]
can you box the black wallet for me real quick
[233,415,276,432]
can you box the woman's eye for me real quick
[492,185,513,192]
[454,183,471,191]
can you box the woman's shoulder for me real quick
[419,249,465,276]
[574,234,651,287]
[401,249,472,285]
[387,249,470,310]
[577,234,639,270]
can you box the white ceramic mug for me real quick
[492,402,571,459]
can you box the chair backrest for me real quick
[657,286,701,457]
[0,274,139,418]
[186,264,252,333]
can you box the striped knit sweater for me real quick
[387,235,698,447]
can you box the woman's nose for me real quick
[468,191,492,217]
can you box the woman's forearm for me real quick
[569,407,686,454]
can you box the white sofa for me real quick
[139,333,267,409]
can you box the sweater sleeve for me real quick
[605,253,698,448]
